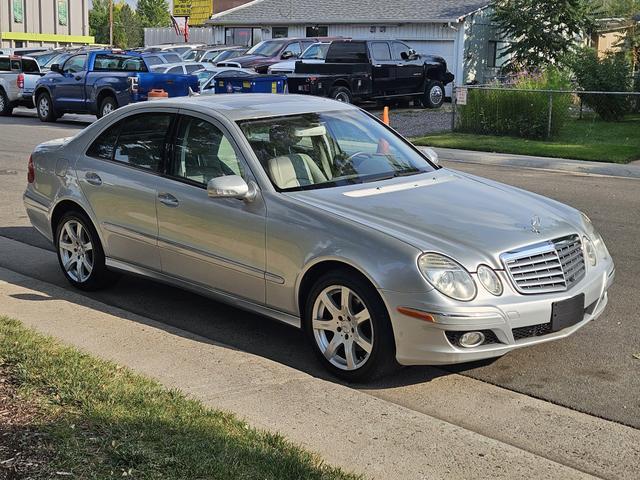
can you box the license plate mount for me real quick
[551,294,585,332]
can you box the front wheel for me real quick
[305,272,397,382]
[36,92,56,122]
[422,81,445,109]
[55,211,117,291]
[329,86,352,104]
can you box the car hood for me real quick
[231,55,275,67]
[287,169,583,270]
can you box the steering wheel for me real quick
[334,151,370,177]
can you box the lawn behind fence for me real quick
[413,114,640,164]
[0,317,361,480]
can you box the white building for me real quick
[206,0,510,91]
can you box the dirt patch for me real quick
[0,366,53,480]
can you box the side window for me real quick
[285,42,301,57]
[186,64,202,73]
[163,54,181,63]
[168,66,183,74]
[171,116,244,185]
[144,56,162,66]
[371,42,391,61]
[113,113,173,171]
[0,58,10,71]
[391,42,410,61]
[63,54,87,74]
[86,123,121,160]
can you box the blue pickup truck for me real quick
[33,50,199,122]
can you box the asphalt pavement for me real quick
[0,108,638,433]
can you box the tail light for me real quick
[17,73,24,89]
[27,155,35,183]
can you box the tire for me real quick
[0,89,13,116]
[36,92,56,122]
[329,86,352,104]
[97,96,117,119]
[422,81,445,109]
[55,210,118,291]
[304,271,397,382]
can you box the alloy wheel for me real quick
[429,85,443,105]
[102,102,114,116]
[0,95,5,111]
[335,92,350,103]
[312,285,374,371]
[39,97,50,118]
[58,219,94,283]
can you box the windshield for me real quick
[246,40,283,57]
[300,43,329,60]
[183,49,198,61]
[239,110,435,192]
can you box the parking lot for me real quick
[1,107,638,434]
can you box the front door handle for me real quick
[85,172,102,186]
[158,192,179,207]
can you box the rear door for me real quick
[369,42,396,96]
[392,41,424,94]
[55,54,88,111]
[75,109,177,270]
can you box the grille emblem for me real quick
[530,215,542,234]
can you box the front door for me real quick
[392,42,424,94]
[55,54,88,112]
[155,112,266,303]
[75,110,177,271]
[369,42,396,96]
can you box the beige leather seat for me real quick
[268,153,328,189]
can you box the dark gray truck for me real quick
[286,40,454,108]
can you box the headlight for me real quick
[583,236,597,267]
[581,212,609,260]
[418,253,477,301]
[477,265,503,296]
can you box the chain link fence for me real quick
[451,85,640,140]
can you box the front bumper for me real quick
[381,259,615,366]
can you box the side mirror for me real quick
[281,51,294,59]
[207,175,257,201]
[421,147,439,166]
[50,64,62,73]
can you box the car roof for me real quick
[122,94,357,121]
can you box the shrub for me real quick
[456,68,572,139]
[571,49,633,121]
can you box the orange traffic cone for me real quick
[382,106,390,125]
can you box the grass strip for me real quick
[0,316,361,480]
[412,115,640,164]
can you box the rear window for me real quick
[94,54,147,72]
[163,54,182,63]
[144,55,162,66]
[325,42,368,63]
[21,58,40,73]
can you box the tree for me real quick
[492,0,598,70]
[89,0,110,45]
[113,3,143,49]
[136,0,171,28]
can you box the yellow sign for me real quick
[271,82,277,93]
[173,0,191,17]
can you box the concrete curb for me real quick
[0,264,602,480]
[421,147,640,180]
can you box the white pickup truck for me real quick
[0,55,42,115]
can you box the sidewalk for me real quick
[0,239,639,478]
[426,147,640,179]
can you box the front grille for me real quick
[512,323,553,341]
[445,330,501,347]
[502,235,586,294]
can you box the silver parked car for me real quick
[23,94,615,380]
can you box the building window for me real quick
[272,27,288,38]
[12,0,23,23]
[306,26,328,37]
[488,41,498,68]
[225,28,252,46]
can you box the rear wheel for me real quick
[0,89,13,116]
[305,271,397,382]
[330,86,352,104]
[36,92,56,122]
[421,81,445,109]
[97,96,117,119]
[55,210,117,291]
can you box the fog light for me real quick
[458,331,485,348]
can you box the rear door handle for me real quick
[158,192,179,207]
[85,172,102,186]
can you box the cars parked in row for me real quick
[287,39,454,108]
[150,62,211,75]
[0,55,43,115]
[182,45,247,63]
[33,50,198,121]
[23,94,614,380]
[268,42,330,74]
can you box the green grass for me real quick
[0,317,361,480]
[412,115,640,164]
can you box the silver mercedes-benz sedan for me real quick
[23,94,615,380]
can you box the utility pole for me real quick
[109,0,113,46]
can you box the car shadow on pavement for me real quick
[0,226,485,389]
[0,112,92,128]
